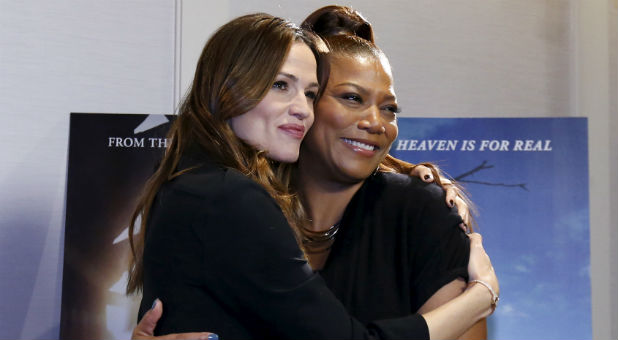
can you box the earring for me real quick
[372,165,380,176]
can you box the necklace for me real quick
[300,221,341,253]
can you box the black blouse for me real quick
[321,172,469,330]
[138,159,466,339]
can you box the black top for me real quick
[139,158,428,339]
[321,172,469,328]
[138,157,465,339]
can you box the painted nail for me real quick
[449,199,454,207]
[424,174,431,181]
[150,298,159,311]
[207,334,219,340]
[462,223,471,234]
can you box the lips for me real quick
[341,137,380,156]
[278,124,306,139]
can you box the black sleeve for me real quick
[192,170,429,339]
[408,183,470,311]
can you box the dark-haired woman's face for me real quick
[230,42,319,163]
[301,54,398,182]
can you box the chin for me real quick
[337,164,376,183]
[268,149,300,163]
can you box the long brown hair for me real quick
[127,13,325,294]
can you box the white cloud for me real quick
[520,254,537,266]
[556,208,589,241]
[514,264,529,273]
[510,254,535,273]
[496,303,530,318]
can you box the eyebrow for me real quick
[279,72,319,88]
[335,82,397,101]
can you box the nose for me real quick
[358,106,386,134]
[289,90,312,120]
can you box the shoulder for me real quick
[168,163,272,204]
[371,171,449,207]
[372,172,463,238]
[155,163,282,229]
[167,164,295,244]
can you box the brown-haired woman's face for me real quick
[301,54,398,182]
[230,42,319,163]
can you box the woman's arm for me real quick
[403,179,496,340]
[136,172,496,339]
[424,285,494,340]
[417,279,487,340]
[133,233,498,340]
[419,233,498,340]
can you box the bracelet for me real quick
[470,279,499,307]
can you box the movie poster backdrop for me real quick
[390,117,590,340]
[61,114,590,340]
[62,113,173,339]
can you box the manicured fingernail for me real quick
[462,223,472,234]
[207,334,219,340]
[449,199,454,207]
[151,298,159,310]
[424,174,431,180]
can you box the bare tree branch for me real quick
[454,160,493,181]
[457,179,528,191]
[454,160,528,191]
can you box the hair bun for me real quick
[301,5,375,43]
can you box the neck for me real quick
[295,162,365,232]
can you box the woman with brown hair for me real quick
[129,9,498,340]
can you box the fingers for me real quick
[459,223,468,233]
[467,232,486,251]
[445,184,471,228]
[455,196,470,226]
[132,299,219,340]
[409,166,472,228]
[157,332,217,340]
[410,165,434,183]
[442,180,470,225]
[132,299,163,339]
[467,232,482,244]
[466,233,499,296]
[444,184,457,208]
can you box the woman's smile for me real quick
[340,137,380,155]
[300,53,398,183]
[278,123,306,139]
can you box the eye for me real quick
[383,104,400,114]
[305,90,317,101]
[340,93,363,104]
[381,104,400,121]
[272,80,288,91]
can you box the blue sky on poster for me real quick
[390,118,590,340]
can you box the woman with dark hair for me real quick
[302,5,375,43]
[298,6,488,339]
[295,7,491,339]
[129,10,498,340]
